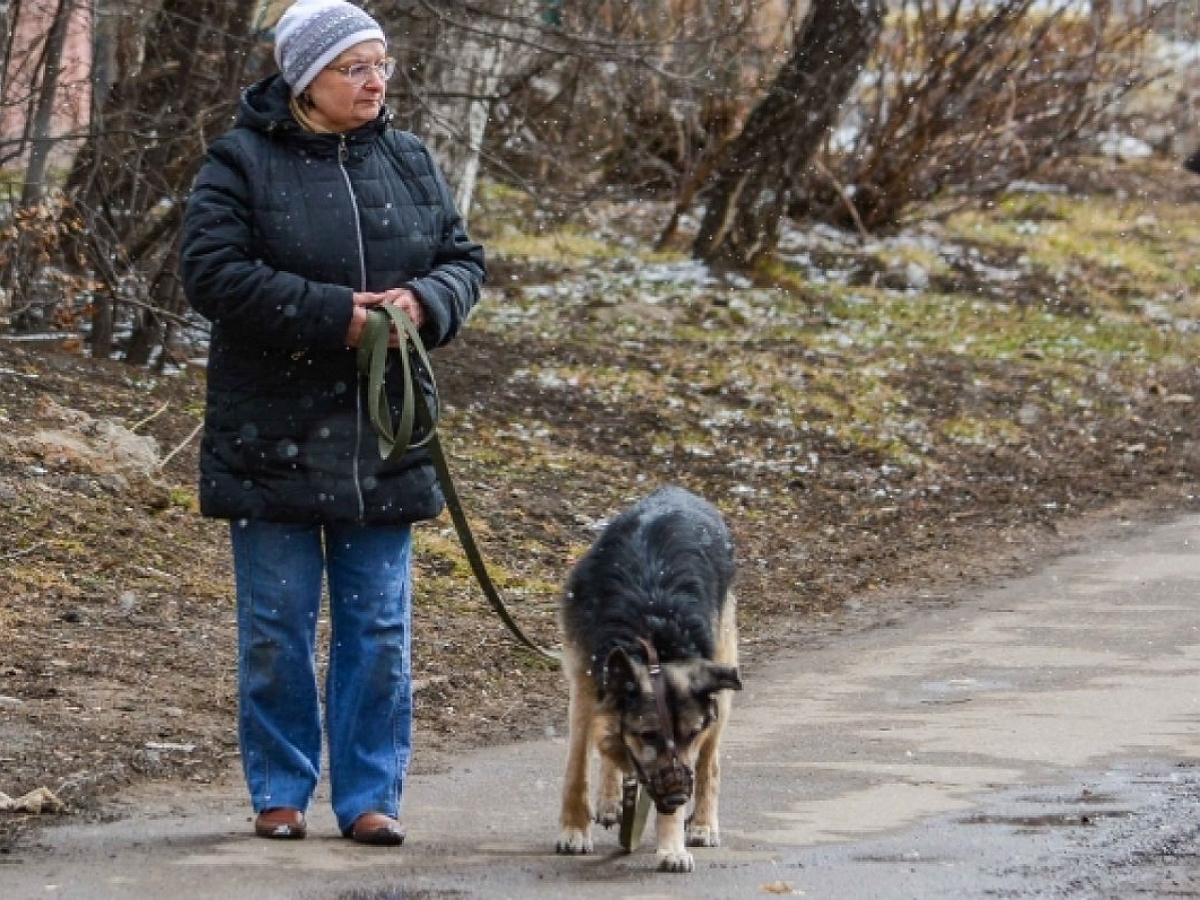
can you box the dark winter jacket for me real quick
[179,74,485,524]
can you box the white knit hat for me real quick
[273,0,387,95]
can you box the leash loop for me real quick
[357,307,561,664]
[357,304,437,462]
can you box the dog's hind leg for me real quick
[686,690,730,847]
[556,666,596,854]
[689,595,739,848]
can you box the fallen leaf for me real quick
[762,881,803,895]
[0,786,64,813]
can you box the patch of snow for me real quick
[0,332,80,342]
[639,259,718,286]
[1097,131,1154,160]
[1007,180,1069,194]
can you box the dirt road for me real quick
[7,511,1200,899]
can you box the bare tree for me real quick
[3,0,1178,364]
[0,0,96,324]
[796,0,1169,232]
[20,0,78,207]
[0,2,10,103]
[64,0,265,363]
[408,0,791,216]
[692,0,884,268]
[379,0,546,224]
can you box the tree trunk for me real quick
[90,295,114,358]
[0,0,16,110]
[390,0,542,225]
[694,0,884,269]
[20,0,76,207]
[422,24,511,225]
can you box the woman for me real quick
[179,0,485,846]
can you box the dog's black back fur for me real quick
[562,486,735,670]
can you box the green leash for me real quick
[357,305,434,462]
[618,775,652,851]
[357,306,561,664]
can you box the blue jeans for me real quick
[230,520,413,833]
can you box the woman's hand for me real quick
[345,289,426,348]
[379,288,426,329]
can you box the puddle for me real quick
[315,890,469,900]
[959,809,1133,829]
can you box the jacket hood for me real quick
[235,73,390,154]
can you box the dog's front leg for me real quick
[654,808,694,873]
[594,752,624,829]
[556,677,595,854]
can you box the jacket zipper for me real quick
[338,134,370,522]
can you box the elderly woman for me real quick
[179,0,484,846]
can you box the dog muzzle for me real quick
[629,637,695,814]
[645,756,694,815]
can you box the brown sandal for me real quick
[347,812,405,846]
[254,807,307,839]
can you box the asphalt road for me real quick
[7,511,1200,899]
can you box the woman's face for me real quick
[303,39,388,133]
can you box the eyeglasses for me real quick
[326,57,396,85]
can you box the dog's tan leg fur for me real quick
[687,593,738,849]
[594,749,624,828]
[556,645,596,854]
[655,809,693,872]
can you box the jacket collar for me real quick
[237,74,390,160]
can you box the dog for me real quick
[554,486,742,873]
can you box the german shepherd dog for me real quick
[555,486,742,873]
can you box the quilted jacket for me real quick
[179,74,485,524]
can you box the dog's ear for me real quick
[693,662,743,696]
[600,646,642,703]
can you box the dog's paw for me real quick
[686,823,720,847]
[656,847,695,873]
[555,828,594,855]
[594,799,622,829]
